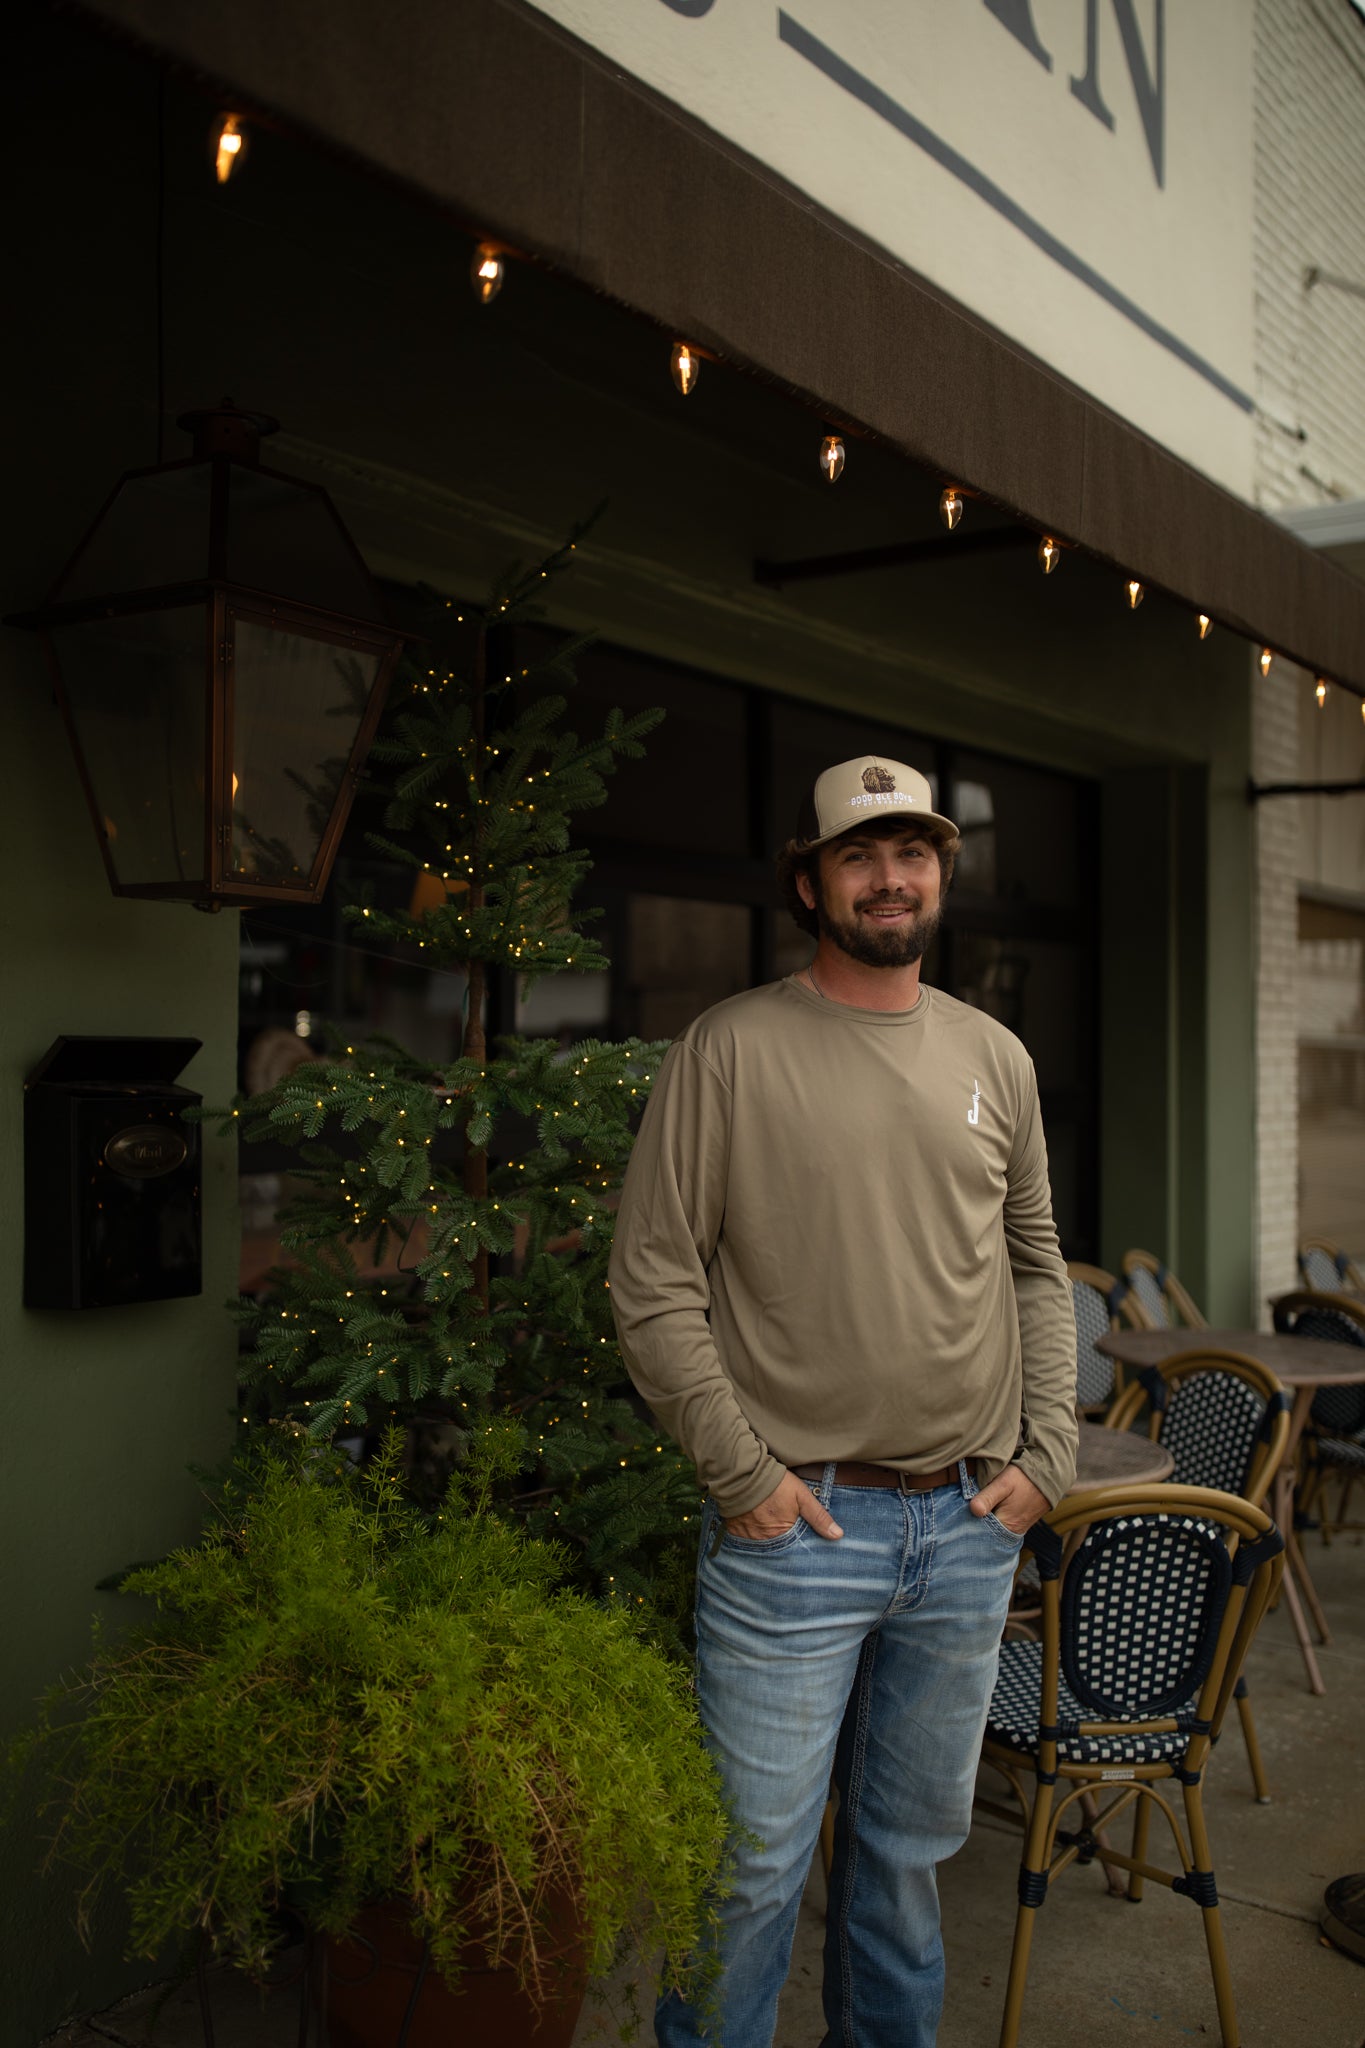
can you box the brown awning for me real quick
[73,0,1365,697]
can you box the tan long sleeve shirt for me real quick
[608,975,1078,1517]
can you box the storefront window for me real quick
[949,751,1083,908]
[1299,896,1365,1257]
[236,613,1100,1259]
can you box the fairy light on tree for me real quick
[221,531,702,1636]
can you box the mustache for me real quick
[855,895,920,911]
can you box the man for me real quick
[608,755,1077,2048]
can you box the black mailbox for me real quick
[24,1037,203,1310]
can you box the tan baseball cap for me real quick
[794,756,958,850]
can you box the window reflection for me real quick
[1298,898,1365,1255]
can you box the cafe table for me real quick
[1098,1325,1365,1695]
[1069,1418,1173,1494]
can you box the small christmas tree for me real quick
[229,535,702,1627]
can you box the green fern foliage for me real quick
[17,1444,727,1989]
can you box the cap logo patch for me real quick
[861,764,897,793]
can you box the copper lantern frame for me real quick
[11,402,411,910]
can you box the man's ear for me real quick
[795,866,817,912]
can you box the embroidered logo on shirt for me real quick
[968,1081,981,1127]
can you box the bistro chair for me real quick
[1103,1347,1289,1801]
[1121,1248,1208,1331]
[1067,1262,1138,1413]
[1297,1236,1365,1296]
[981,1484,1284,2048]
[1272,1290,1365,1542]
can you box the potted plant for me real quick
[16,1434,728,2044]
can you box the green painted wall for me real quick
[2,22,241,2045]
[1098,665,1255,1319]
[0,664,240,2043]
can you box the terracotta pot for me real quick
[318,1897,588,2048]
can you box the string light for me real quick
[1125,579,1145,610]
[819,435,846,483]
[1037,536,1060,575]
[939,486,964,531]
[471,246,505,304]
[214,115,244,184]
[670,341,700,396]
[1260,648,1274,677]
[1316,679,1327,708]
[1197,613,1212,640]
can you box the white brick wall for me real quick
[1252,0,1365,1309]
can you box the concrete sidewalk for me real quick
[43,1535,1365,2048]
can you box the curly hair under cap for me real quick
[775,817,960,940]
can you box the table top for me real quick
[1097,1325,1365,1388]
[1069,1420,1173,1493]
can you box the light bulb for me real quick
[1315,679,1327,708]
[1197,613,1212,640]
[215,115,244,184]
[1260,647,1273,677]
[1125,579,1144,610]
[819,435,846,483]
[1037,536,1060,575]
[670,341,700,396]
[471,247,504,304]
[939,486,964,531]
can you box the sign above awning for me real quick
[520,0,1257,501]
[74,0,1365,697]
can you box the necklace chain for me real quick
[806,962,828,1000]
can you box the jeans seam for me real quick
[835,1632,878,2047]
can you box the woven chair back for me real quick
[1300,1246,1349,1294]
[1027,1484,1284,1760]
[1159,1367,1275,1497]
[1121,1248,1207,1329]
[1106,1349,1289,1510]
[1060,1510,1230,1721]
[1128,1263,1170,1327]
[1070,1275,1118,1408]
[1297,1238,1365,1294]
[1064,1261,1129,1409]
[1272,1292,1365,1435]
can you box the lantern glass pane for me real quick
[230,618,378,886]
[50,607,206,886]
[226,468,384,621]
[56,468,213,602]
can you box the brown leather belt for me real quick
[791,1459,975,1492]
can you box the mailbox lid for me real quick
[26,1035,202,1092]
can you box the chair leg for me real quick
[1127,1792,1152,1903]
[998,1901,1041,2048]
[1330,1469,1358,1542]
[1078,1788,1127,1896]
[1184,1785,1240,2048]
[1233,1678,1271,1804]
[1286,1527,1332,1643]
[998,1781,1056,2048]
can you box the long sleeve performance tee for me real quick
[608,974,1078,1518]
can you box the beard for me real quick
[813,879,942,969]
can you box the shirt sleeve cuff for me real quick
[707,1455,789,1520]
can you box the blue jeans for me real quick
[659,1463,1021,2048]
